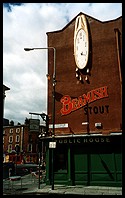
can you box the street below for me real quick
[3,173,122,196]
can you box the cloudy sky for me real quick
[3,3,122,125]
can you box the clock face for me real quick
[74,28,89,69]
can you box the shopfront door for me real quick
[72,145,89,185]
[71,136,122,187]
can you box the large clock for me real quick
[74,14,89,69]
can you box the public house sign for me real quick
[56,136,111,144]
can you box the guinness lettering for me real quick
[60,86,108,115]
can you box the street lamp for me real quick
[24,47,56,190]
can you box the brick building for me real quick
[43,12,122,187]
[3,123,46,164]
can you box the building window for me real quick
[16,135,20,143]
[9,136,13,143]
[54,145,68,172]
[16,128,20,133]
[8,144,12,152]
[9,129,13,134]
[15,144,20,153]
[28,144,32,152]
[29,134,32,142]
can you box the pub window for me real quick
[54,145,68,172]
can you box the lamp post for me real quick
[24,47,56,190]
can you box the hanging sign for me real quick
[29,119,40,132]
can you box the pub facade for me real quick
[43,12,122,187]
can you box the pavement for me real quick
[3,174,122,196]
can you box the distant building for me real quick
[3,124,47,164]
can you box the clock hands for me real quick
[81,52,86,56]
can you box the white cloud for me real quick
[3,3,122,124]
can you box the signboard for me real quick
[49,142,56,148]
[29,119,40,132]
[49,123,68,128]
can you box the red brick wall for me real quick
[47,14,122,135]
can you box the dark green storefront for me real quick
[45,134,122,187]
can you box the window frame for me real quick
[9,129,13,134]
[15,135,20,143]
[9,136,13,143]
[8,144,12,152]
[16,128,20,133]
[28,144,32,152]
